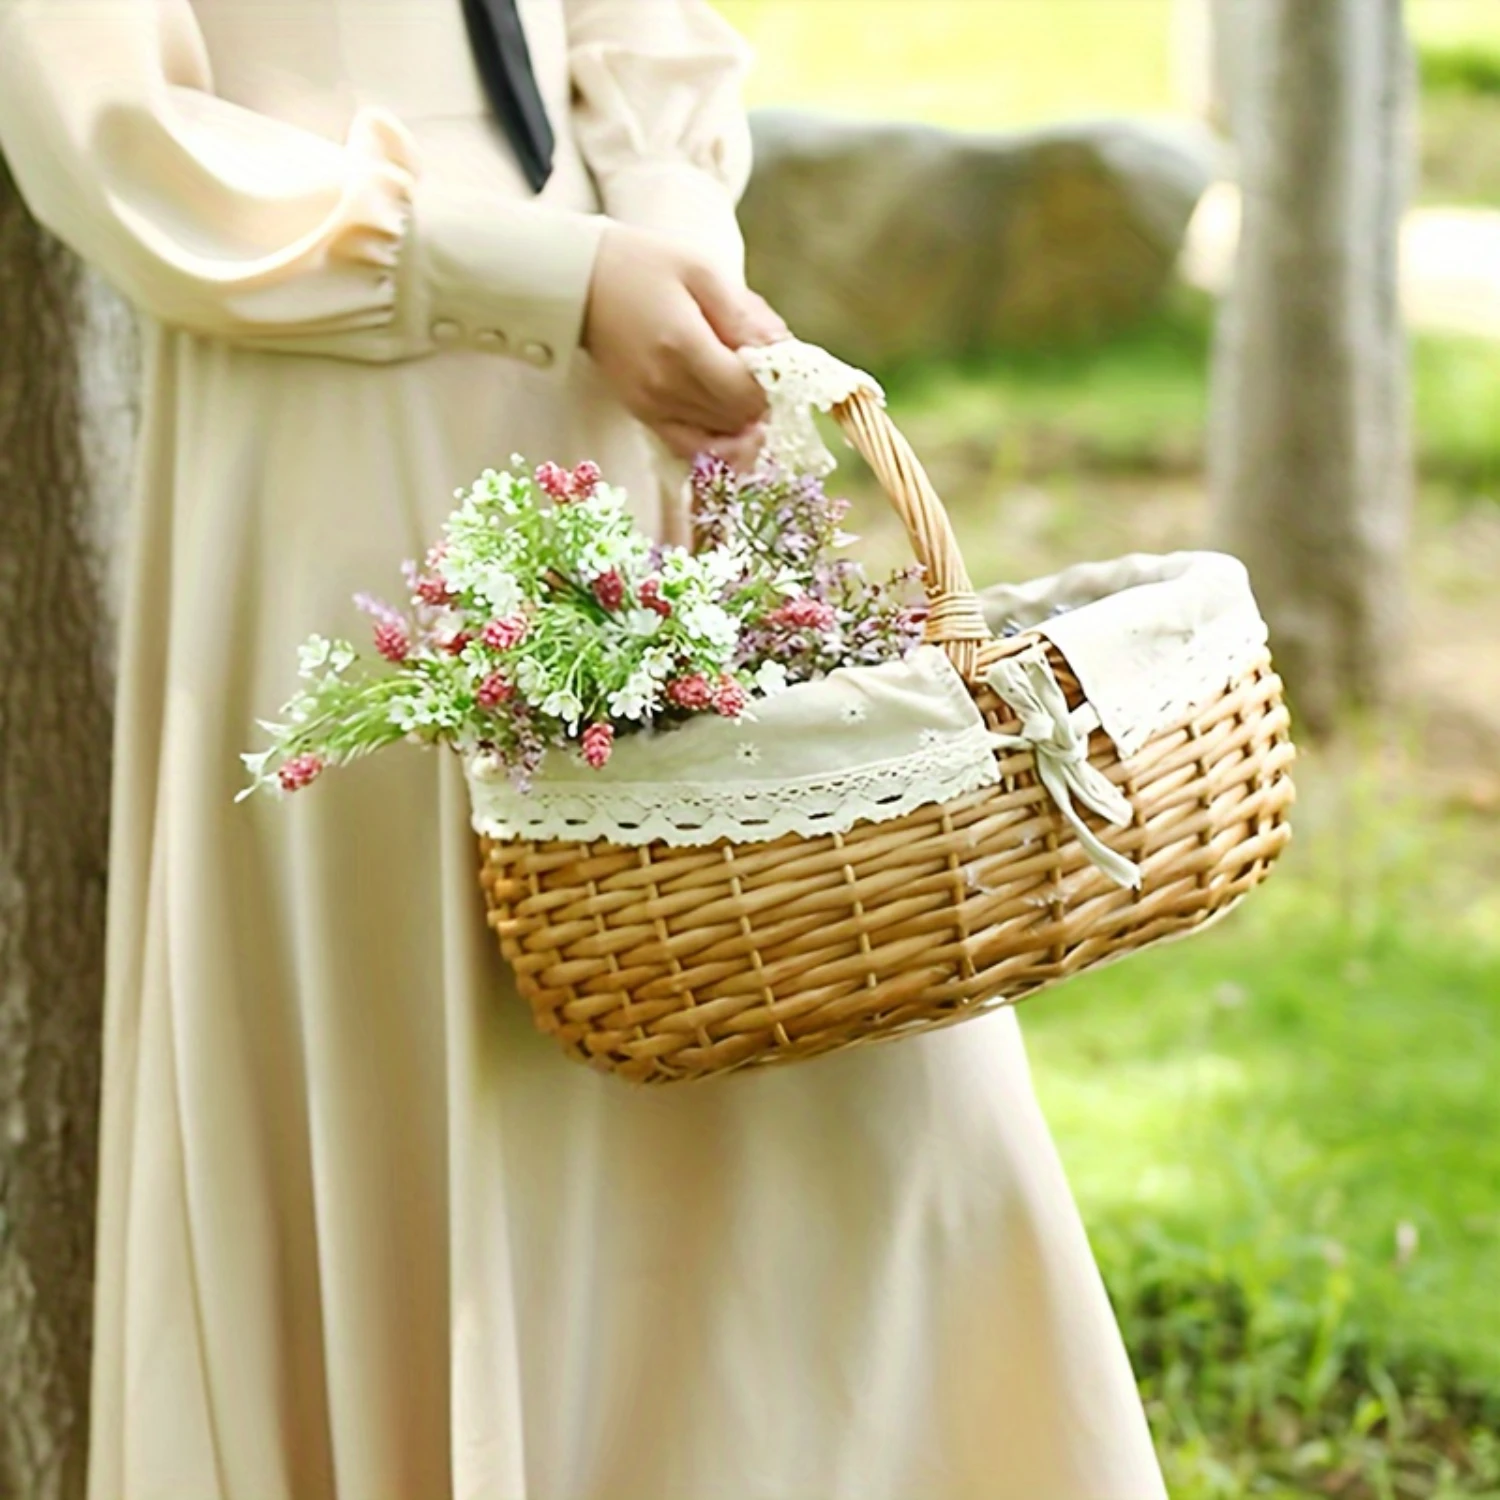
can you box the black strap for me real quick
[460,0,555,192]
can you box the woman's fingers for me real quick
[582,224,787,442]
[686,262,789,349]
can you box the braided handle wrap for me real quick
[832,388,992,679]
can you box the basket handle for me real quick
[830,387,993,677]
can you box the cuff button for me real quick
[475,328,509,354]
[430,318,463,344]
[519,340,555,369]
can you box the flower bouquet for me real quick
[239,454,925,801]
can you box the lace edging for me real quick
[466,726,1000,849]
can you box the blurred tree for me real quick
[0,153,136,1500]
[1208,0,1414,732]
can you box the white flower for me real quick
[698,543,748,591]
[540,687,584,729]
[474,565,523,616]
[735,742,762,765]
[623,607,662,639]
[387,682,456,733]
[513,656,551,697]
[840,702,868,724]
[297,635,333,678]
[328,640,357,674]
[641,647,675,682]
[577,538,632,577]
[608,668,658,721]
[580,481,628,515]
[657,547,696,585]
[678,599,740,651]
[752,660,790,696]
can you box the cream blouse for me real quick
[0,0,753,371]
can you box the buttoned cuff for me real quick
[401,177,609,374]
[600,162,747,284]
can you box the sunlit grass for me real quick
[716,0,1500,134]
[1023,758,1500,1496]
[717,0,1177,130]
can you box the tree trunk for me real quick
[1173,0,1252,137]
[1208,0,1413,733]
[0,154,137,1500]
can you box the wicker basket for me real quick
[477,390,1295,1084]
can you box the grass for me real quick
[864,289,1500,495]
[717,0,1500,207]
[717,0,1178,133]
[717,0,1500,129]
[1023,763,1500,1497]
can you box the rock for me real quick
[740,111,1219,368]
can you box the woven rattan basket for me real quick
[477,391,1295,1084]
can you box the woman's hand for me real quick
[583,224,788,468]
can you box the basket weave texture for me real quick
[478,393,1296,1083]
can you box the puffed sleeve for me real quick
[0,0,606,370]
[565,0,753,282]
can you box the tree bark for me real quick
[1173,0,1252,137]
[1208,0,1414,733]
[0,154,137,1500]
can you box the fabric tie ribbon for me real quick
[460,0,555,192]
[985,646,1143,890]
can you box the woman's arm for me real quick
[565,0,754,282]
[0,0,605,368]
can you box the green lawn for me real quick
[719,0,1500,130]
[1024,769,1500,1497]
[718,0,1500,206]
[871,288,1500,494]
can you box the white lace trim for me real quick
[740,338,884,476]
[466,724,1000,849]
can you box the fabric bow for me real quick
[985,646,1142,890]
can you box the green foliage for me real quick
[717,0,1176,132]
[875,294,1500,493]
[1420,41,1500,98]
[1022,761,1500,1496]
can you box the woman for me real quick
[0,2,1167,1496]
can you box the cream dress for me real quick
[0,3,1166,1497]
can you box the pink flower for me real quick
[482,615,530,651]
[771,597,838,632]
[442,630,475,656]
[639,577,673,618]
[581,721,614,768]
[476,672,513,710]
[415,574,455,607]
[592,569,626,612]
[570,460,602,499]
[713,676,747,719]
[535,461,574,501]
[278,752,324,792]
[373,620,410,663]
[666,673,713,710]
